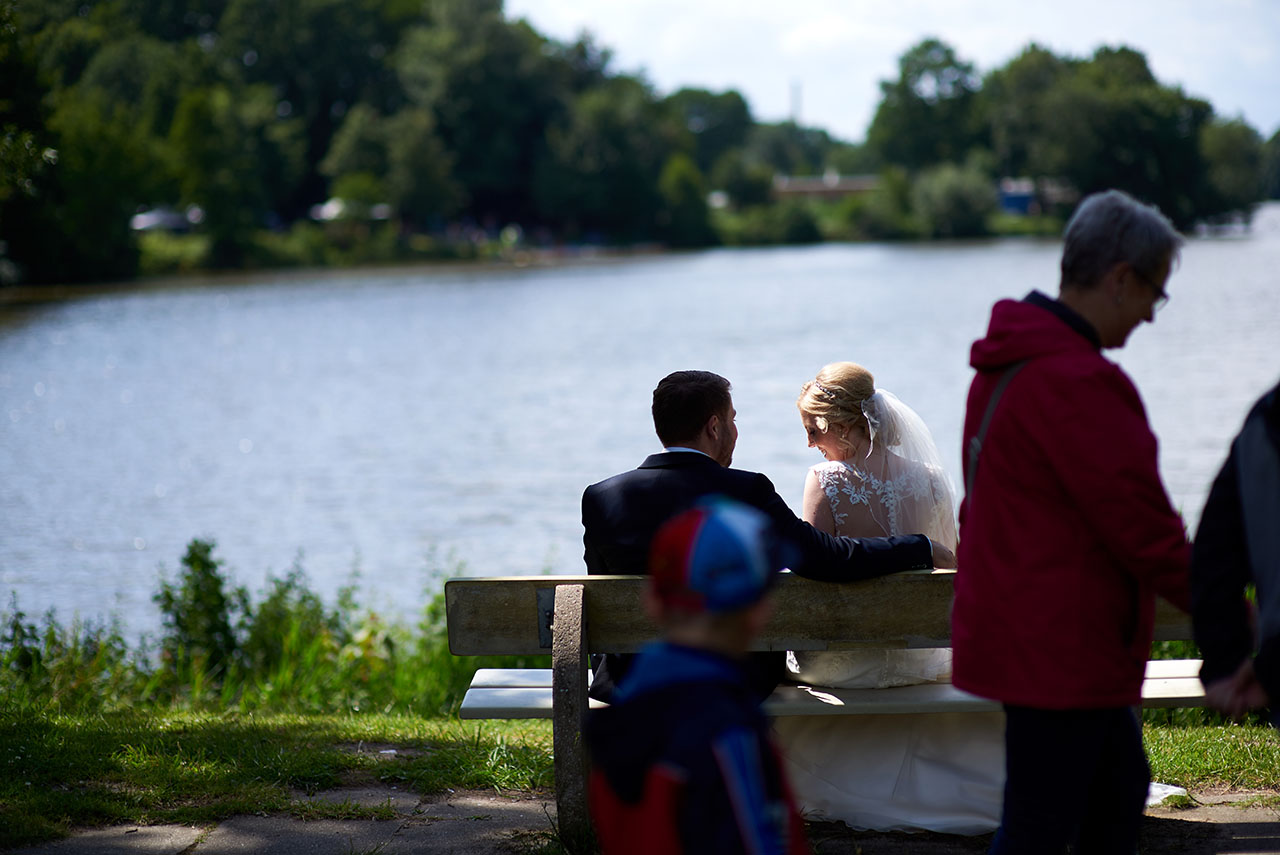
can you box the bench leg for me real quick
[552,583,593,853]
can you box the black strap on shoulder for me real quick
[965,361,1028,499]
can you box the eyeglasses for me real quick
[1132,268,1170,312]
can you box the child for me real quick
[584,498,810,855]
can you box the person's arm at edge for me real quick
[1192,452,1256,686]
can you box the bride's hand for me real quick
[929,540,956,569]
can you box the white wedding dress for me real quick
[773,391,1005,834]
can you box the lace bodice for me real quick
[789,448,958,689]
[811,455,957,549]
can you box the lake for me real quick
[3,205,1279,637]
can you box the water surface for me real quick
[3,206,1278,636]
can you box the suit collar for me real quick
[639,451,722,470]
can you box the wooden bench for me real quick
[445,570,1200,849]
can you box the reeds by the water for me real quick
[1,538,547,716]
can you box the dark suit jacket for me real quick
[581,451,935,700]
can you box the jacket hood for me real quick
[970,298,1096,372]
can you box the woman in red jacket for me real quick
[952,189,1191,855]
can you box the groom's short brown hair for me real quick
[652,371,732,447]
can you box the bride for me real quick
[772,361,1005,834]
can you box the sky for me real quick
[504,0,1280,145]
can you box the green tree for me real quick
[980,44,1071,178]
[825,140,879,175]
[3,89,156,283]
[866,38,984,170]
[774,201,821,244]
[1034,51,1211,229]
[1199,118,1265,221]
[840,166,919,240]
[911,162,998,238]
[322,103,461,228]
[656,152,716,247]
[1265,129,1280,200]
[169,84,305,265]
[396,0,562,226]
[545,31,614,96]
[663,87,753,175]
[742,121,833,176]
[709,150,773,209]
[533,75,681,240]
[383,107,462,228]
[217,0,403,219]
[0,0,50,206]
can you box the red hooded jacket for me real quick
[952,294,1190,709]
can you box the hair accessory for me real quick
[648,498,790,614]
[860,389,885,455]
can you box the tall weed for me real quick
[2,540,548,716]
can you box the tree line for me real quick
[1,0,1277,286]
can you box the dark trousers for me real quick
[990,705,1149,855]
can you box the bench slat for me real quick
[469,659,1203,690]
[459,660,1206,719]
[470,668,555,688]
[460,687,607,720]
[1144,659,1202,679]
[446,573,1192,657]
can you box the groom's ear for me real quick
[704,412,721,441]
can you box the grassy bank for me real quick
[0,710,552,848]
[3,708,1278,849]
[4,539,1279,849]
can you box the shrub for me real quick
[910,163,999,238]
[4,539,547,716]
[838,167,922,240]
[154,539,246,683]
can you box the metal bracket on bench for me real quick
[536,587,556,649]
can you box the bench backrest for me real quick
[445,570,1192,657]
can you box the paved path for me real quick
[10,788,1280,854]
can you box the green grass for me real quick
[1,540,556,848]
[0,709,552,849]
[3,540,1278,851]
[1145,722,1280,790]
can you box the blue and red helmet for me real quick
[648,498,787,614]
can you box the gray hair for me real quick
[1059,190,1183,290]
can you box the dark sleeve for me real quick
[747,473,933,582]
[581,487,608,575]
[1254,638,1280,704]
[1191,449,1254,685]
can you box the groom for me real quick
[582,370,955,701]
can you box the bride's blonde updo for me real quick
[799,361,903,452]
[798,361,874,436]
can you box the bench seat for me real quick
[459,659,1206,720]
[446,573,1197,850]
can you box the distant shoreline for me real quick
[0,243,675,309]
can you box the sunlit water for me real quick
[3,204,1279,638]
